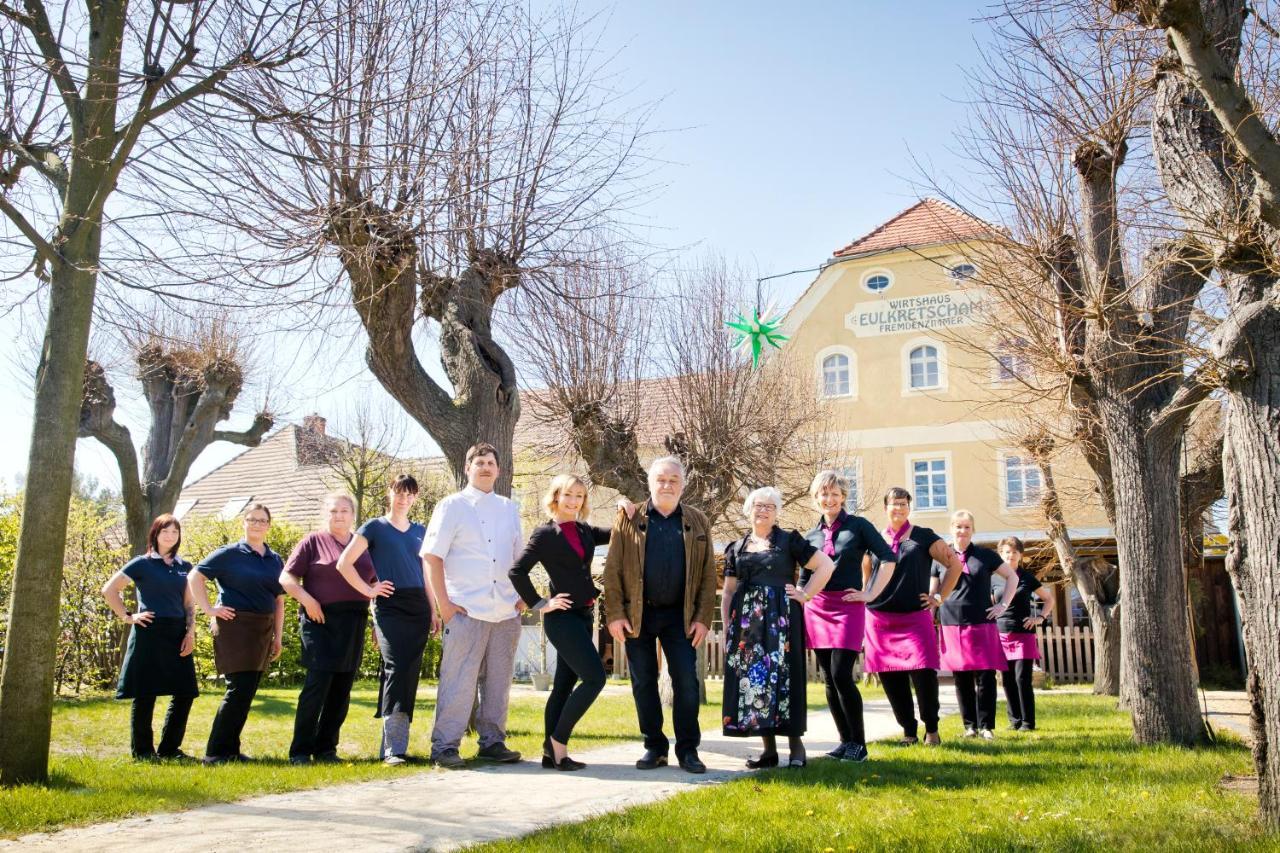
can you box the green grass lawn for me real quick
[476,693,1274,853]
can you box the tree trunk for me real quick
[1222,316,1280,827]
[1080,581,1122,697]
[0,246,100,784]
[1103,415,1205,744]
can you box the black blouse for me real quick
[995,567,1043,634]
[932,543,1004,626]
[509,520,610,609]
[867,525,942,613]
[723,527,818,588]
[802,511,897,591]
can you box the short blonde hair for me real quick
[543,474,592,520]
[742,486,783,518]
[951,509,976,528]
[323,492,357,513]
[809,470,849,503]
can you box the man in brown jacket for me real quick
[604,456,717,773]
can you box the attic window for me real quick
[218,496,252,520]
[172,499,197,520]
[949,262,977,282]
[861,269,894,293]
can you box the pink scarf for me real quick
[821,518,838,557]
[954,544,971,574]
[883,522,911,556]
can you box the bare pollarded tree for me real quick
[199,0,651,495]
[78,318,273,557]
[1110,0,1280,824]
[0,0,317,784]
[520,253,839,535]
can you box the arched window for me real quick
[822,353,851,398]
[908,345,940,389]
[949,262,977,282]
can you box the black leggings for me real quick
[290,669,358,759]
[954,670,998,731]
[543,608,607,746]
[130,694,194,758]
[814,648,864,745]
[206,670,263,758]
[879,668,940,738]
[1002,659,1036,728]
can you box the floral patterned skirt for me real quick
[722,584,807,737]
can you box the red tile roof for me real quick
[832,198,995,258]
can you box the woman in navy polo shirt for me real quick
[930,510,1018,740]
[337,474,431,765]
[101,514,199,759]
[189,502,286,764]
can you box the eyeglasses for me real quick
[245,517,271,525]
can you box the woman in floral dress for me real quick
[721,487,835,768]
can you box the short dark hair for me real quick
[998,535,1025,554]
[465,442,500,468]
[883,486,913,508]
[147,514,182,557]
[390,474,419,495]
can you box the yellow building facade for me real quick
[781,199,1111,545]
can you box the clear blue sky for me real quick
[0,2,993,491]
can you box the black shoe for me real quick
[841,743,869,762]
[289,754,312,765]
[313,751,341,764]
[132,751,159,762]
[825,742,850,759]
[476,742,522,763]
[1019,724,1036,731]
[201,753,244,766]
[433,749,466,769]
[157,749,192,761]
[745,752,779,769]
[550,755,586,771]
[678,751,706,774]
[635,749,668,770]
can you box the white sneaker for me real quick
[979,729,995,740]
[962,728,978,738]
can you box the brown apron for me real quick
[212,611,275,675]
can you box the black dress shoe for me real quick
[745,752,779,769]
[635,749,668,770]
[550,755,586,771]
[678,751,706,774]
[476,742,522,763]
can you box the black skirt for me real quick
[300,601,370,673]
[372,588,432,720]
[116,616,199,699]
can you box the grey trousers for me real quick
[430,613,522,757]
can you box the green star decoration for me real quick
[725,305,789,367]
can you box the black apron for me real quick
[372,588,432,720]
[116,616,199,699]
[300,601,370,672]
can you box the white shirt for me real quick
[421,485,523,622]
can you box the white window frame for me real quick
[998,450,1043,510]
[815,345,858,400]
[904,451,952,514]
[837,458,863,513]
[900,336,949,396]
[991,337,1033,385]
[218,495,253,521]
[860,268,894,294]
[946,257,978,283]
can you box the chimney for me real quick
[302,414,326,436]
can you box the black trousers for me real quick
[290,668,358,759]
[814,648,864,745]
[625,605,701,759]
[879,668,940,738]
[954,669,998,731]
[1002,659,1036,728]
[206,670,263,758]
[543,607,607,746]
[130,694,194,758]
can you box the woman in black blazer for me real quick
[510,474,611,771]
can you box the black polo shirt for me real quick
[803,511,897,591]
[643,503,686,608]
[932,543,1004,626]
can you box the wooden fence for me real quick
[611,625,1096,685]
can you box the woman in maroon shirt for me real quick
[509,474,611,771]
[280,493,381,764]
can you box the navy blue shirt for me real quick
[642,503,686,608]
[196,541,285,614]
[932,544,1004,626]
[357,517,426,590]
[868,525,942,613]
[122,554,192,618]
[803,511,897,591]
